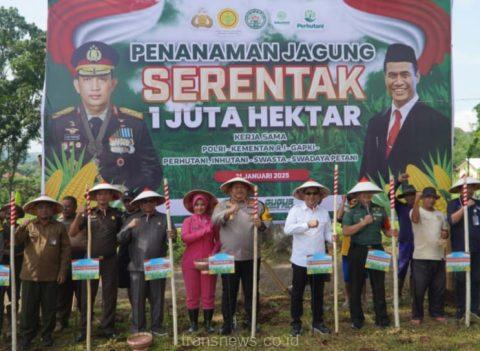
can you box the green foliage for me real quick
[454,103,480,171]
[0,7,45,200]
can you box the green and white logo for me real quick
[273,10,290,25]
[304,9,316,23]
[297,9,324,30]
[245,9,267,29]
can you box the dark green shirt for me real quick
[343,203,388,246]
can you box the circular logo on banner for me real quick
[245,9,267,29]
[217,8,239,29]
[277,11,287,21]
[192,8,213,28]
[273,10,290,25]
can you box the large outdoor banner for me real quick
[44,0,452,216]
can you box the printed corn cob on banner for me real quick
[45,147,100,207]
[44,0,452,217]
[375,153,452,215]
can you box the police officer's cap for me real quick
[71,41,119,76]
[384,43,417,70]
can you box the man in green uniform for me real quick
[16,196,70,349]
[46,41,162,191]
[343,179,396,330]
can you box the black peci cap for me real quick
[384,43,418,71]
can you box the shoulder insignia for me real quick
[119,107,143,120]
[51,107,75,119]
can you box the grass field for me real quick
[2,259,480,351]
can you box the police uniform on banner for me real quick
[47,41,162,191]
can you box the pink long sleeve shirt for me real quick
[181,214,220,269]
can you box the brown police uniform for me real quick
[15,219,70,343]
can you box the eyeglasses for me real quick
[304,192,320,196]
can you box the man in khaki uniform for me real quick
[16,195,70,349]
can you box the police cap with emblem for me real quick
[71,41,119,76]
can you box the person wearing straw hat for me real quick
[337,194,368,308]
[394,174,417,299]
[448,177,480,320]
[343,179,395,329]
[0,203,24,337]
[181,190,220,333]
[69,182,124,341]
[15,195,70,349]
[284,180,334,336]
[212,177,271,335]
[410,187,448,325]
[56,196,85,332]
[117,189,176,336]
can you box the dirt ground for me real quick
[1,262,480,351]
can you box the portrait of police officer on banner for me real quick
[47,41,162,191]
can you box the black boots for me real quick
[188,309,199,333]
[189,309,216,333]
[204,309,215,333]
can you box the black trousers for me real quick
[57,250,84,326]
[411,259,445,319]
[348,244,389,325]
[20,280,58,342]
[221,259,260,326]
[129,272,166,333]
[455,252,480,314]
[80,255,118,333]
[290,263,326,327]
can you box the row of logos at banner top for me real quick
[192,8,325,30]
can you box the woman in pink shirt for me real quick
[182,190,220,333]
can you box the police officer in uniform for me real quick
[68,182,124,341]
[47,41,162,191]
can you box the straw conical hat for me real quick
[24,195,63,215]
[449,177,480,194]
[183,189,218,214]
[348,178,382,195]
[293,180,330,200]
[89,182,122,200]
[131,189,166,206]
[220,177,255,194]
